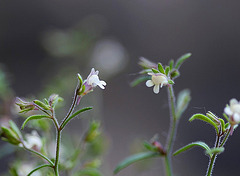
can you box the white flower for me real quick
[24,130,42,151]
[18,163,41,176]
[146,73,168,94]
[86,68,106,89]
[224,98,240,124]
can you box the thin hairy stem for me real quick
[54,129,61,176]
[206,135,219,176]
[163,85,178,176]
[60,85,80,129]
[206,129,230,176]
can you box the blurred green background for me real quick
[1,0,240,175]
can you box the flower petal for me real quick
[153,85,160,94]
[224,107,232,116]
[230,98,238,106]
[100,80,107,86]
[146,80,154,87]
[233,113,240,122]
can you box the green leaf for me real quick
[152,68,160,74]
[225,122,230,130]
[143,141,158,152]
[9,120,22,139]
[169,60,174,71]
[206,111,221,126]
[77,73,83,87]
[114,152,160,174]
[73,168,102,176]
[21,114,50,129]
[173,141,211,157]
[189,114,219,134]
[165,66,170,76]
[205,147,224,156]
[219,118,226,132]
[176,89,191,119]
[223,113,229,122]
[61,107,93,129]
[157,63,165,74]
[170,70,180,79]
[1,126,21,145]
[175,53,192,70]
[130,75,151,87]
[168,80,174,85]
[33,100,50,110]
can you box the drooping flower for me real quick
[146,73,169,94]
[80,68,106,96]
[224,98,240,124]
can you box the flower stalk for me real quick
[163,85,178,176]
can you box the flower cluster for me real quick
[224,98,240,126]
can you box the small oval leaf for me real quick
[21,115,50,129]
[114,152,160,174]
[157,63,165,74]
[152,68,160,73]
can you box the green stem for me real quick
[164,156,172,176]
[164,85,178,176]
[206,129,229,176]
[60,86,80,129]
[220,128,231,147]
[54,129,61,176]
[27,164,52,176]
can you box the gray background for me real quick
[1,0,240,175]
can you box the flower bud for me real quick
[138,57,158,69]
[1,121,22,146]
[15,97,36,113]
[152,141,166,155]
[84,121,101,143]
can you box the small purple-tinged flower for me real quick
[80,68,106,96]
[224,98,240,124]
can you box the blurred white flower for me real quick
[146,73,168,94]
[18,163,41,176]
[24,130,42,151]
[224,98,240,124]
[90,39,128,79]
